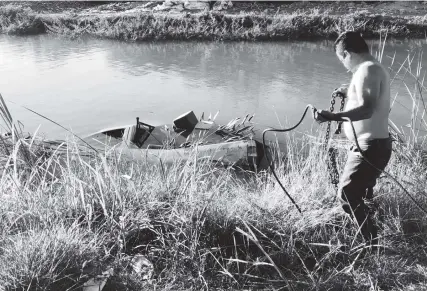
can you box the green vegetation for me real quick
[1,2,427,41]
[0,38,427,290]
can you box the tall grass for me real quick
[1,44,427,290]
[0,5,45,35]
[2,3,427,41]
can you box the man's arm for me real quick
[333,64,381,122]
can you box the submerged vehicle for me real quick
[85,111,269,171]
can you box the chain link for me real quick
[335,93,346,135]
[325,90,346,193]
[323,97,335,152]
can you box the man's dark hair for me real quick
[334,31,369,54]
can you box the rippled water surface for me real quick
[0,35,425,140]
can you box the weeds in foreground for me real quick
[0,102,426,290]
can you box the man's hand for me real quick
[333,84,349,98]
[312,108,336,124]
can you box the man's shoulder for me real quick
[356,61,388,78]
[358,61,381,72]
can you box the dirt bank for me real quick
[1,1,427,41]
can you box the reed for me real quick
[2,3,427,41]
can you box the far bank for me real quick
[1,1,427,41]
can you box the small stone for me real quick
[130,254,154,280]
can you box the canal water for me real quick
[0,35,425,142]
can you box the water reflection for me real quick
[103,40,341,106]
[0,35,104,68]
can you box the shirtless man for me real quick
[312,31,392,246]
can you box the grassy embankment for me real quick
[1,2,427,41]
[0,37,427,290]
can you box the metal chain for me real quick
[325,91,345,193]
[335,93,346,135]
[323,97,335,151]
